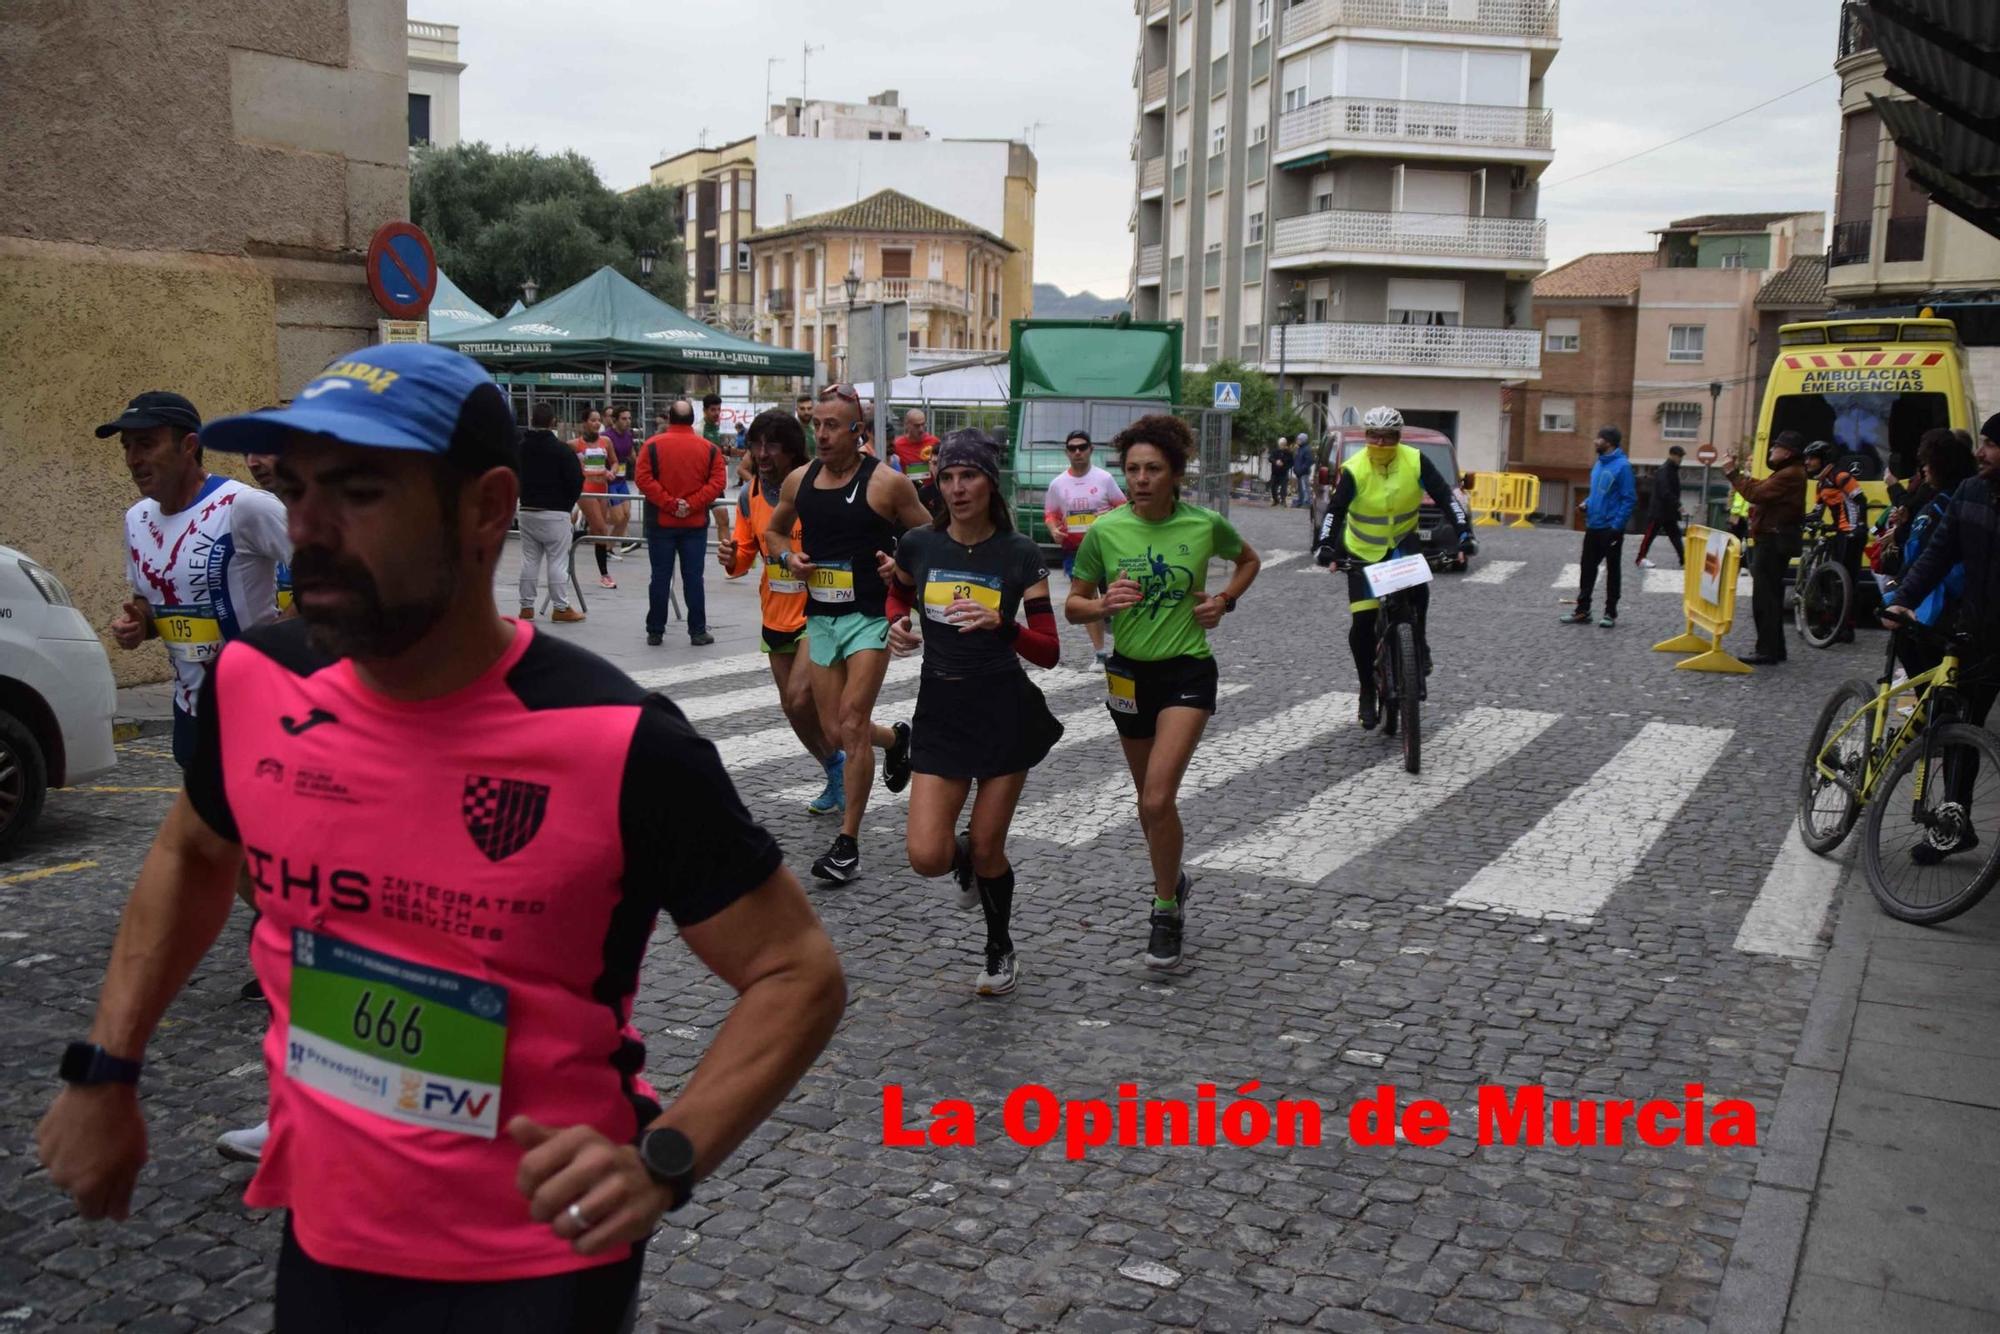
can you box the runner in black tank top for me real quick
[765,384,936,884]
[793,456,899,619]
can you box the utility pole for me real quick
[764,56,784,130]
[801,43,824,124]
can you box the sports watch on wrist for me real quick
[635,1126,697,1211]
[59,1042,142,1087]
[1217,592,1237,614]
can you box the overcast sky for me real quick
[421,0,1843,296]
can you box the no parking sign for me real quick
[366,221,438,321]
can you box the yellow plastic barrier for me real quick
[1467,472,1506,526]
[1651,525,1750,674]
[1498,473,1541,528]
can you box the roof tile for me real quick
[1755,254,1829,309]
[1533,251,1654,300]
[752,188,1014,250]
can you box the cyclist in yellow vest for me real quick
[1313,406,1476,728]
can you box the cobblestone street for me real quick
[2,504,1873,1332]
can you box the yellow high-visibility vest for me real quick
[1342,445,1424,564]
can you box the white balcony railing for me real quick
[1275,322,1541,373]
[1140,156,1166,192]
[1137,244,1163,281]
[825,278,971,310]
[1146,0,1170,16]
[1142,67,1168,105]
[1270,208,1546,264]
[1281,0,1559,44]
[1277,98,1553,156]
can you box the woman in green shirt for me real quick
[1066,414,1260,971]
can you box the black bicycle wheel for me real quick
[1797,678,1877,854]
[1377,631,1398,738]
[1862,722,2000,925]
[1392,620,1421,774]
[1795,560,1853,649]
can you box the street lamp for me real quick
[637,247,657,278]
[521,276,539,306]
[1705,378,1724,526]
[843,270,860,306]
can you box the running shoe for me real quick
[690,632,715,646]
[811,834,860,883]
[1911,831,1979,866]
[1599,613,1617,629]
[1358,687,1380,730]
[1636,558,1656,569]
[883,721,913,794]
[1095,648,1112,667]
[807,753,846,816]
[977,950,1018,997]
[953,832,977,910]
[599,576,617,589]
[1144,908,1184,970]
[1558,609,1592,625]
[238,977,264,1003]
[217,1120,269,1162]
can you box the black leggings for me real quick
[276,1216,643,1334]
[1349,582,1431,690]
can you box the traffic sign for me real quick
[1695,444,1718,465]
[1212,381,1242,411]
[366,221,438,321]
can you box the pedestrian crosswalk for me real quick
[1463,560,1526,585]
[639,651,1824,956]
[1553,563,1688,596]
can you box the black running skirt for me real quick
[911,669,1063,780]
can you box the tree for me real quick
[1182,360,1307,463]
[410,143,687,314]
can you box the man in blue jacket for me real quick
[1561,425,1637,627]
[1291,433,1315,507]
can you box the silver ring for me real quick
[567,1203,591,1230]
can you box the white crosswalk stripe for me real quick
[1447,721,1732,921]
[1012,691,1358,846]
[1734,827,1841,959]
[629,651,780,692]
[1463,560,1525,585]
[1553,563,1685,596]
[674,658,922,724]
[1193,706,1560,884]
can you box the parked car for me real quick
[0,546,117,852]
[1308,427,1469,571]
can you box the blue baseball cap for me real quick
[202,343,517,465]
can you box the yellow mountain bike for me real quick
[1797,620,2000,924]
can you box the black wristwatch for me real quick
[635,1126,697,1211]
[59,1042,142,1087]
[1216,592,1237,614]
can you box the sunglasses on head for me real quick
[817,383,861,404]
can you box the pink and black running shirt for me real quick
[184,618,782,1281]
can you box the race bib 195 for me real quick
[284,929,509,1139]
[154,605,222,664]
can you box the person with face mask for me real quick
[1314,407,1476,728]
[1724,429,1811,664]
[37,344,844,1334]
[1560,426,1637,628]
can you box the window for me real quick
[1544,317,1580,353]
[736,241,751,272]
[868,131,884,140]
[1540,397,1577,433]
[1660,403,1701,441]
[1243,320,1262,347]
[1668,324,1706,362]
[881,248,912,279]
[1719,252,1746,269]
[1306,276,1337,321]
[1387,277,1462,326]
[1247,210,1265,244]
[1212,122,1227,155]
[1211,0,1230,56]
[1176,145,1190,165]
[407,92,432,146]
[1251,123,1267,144]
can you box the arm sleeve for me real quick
[1892,499,1962,611]
[184,662,238,843]
[1418,457,1473,540]
[620,697,783,929]
[1011,598,1060,668]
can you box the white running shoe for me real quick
[976,951,1018,996]
[217,1120,269,1162]
[1636,558,1656,569]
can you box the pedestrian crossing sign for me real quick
[1212,381,1242,411]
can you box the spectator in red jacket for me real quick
[635,398,728,646]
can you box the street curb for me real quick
[1711,853,1868,1334]
[113,717,172,742]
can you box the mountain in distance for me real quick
[1033,283,1129,319]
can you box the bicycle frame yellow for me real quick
[1813,650,1962,802]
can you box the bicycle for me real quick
[1337,553,1427,774]
[1797,619,2000,924]
[1792,520,1856,649]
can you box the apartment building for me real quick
[649,136,759,330]
[1507,251,1648,506]
[768,89,927,141]
[748,190,1014,375]
[407,20,465,149]
[1128,0,1558,471]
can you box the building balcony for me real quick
[1145,0,1169,21]
[824,278,972,311]
[1275,97,1554,166]
[1280,0,1559,52]
[1136,244,1163,285]
[1264,321,1541,379]
[1829,219,1872,268]
[1140,155,1165,196]
[766,288,793,313]
[1268,208,1546,272]
[1837,1,1874,60]
[1142,67,1168,108]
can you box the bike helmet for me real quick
[1803,440,1838,465]
[1360,405,1404,431]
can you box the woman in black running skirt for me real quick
[879,431,1063,997]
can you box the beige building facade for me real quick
[0,0,412,686]
[747,191,1015,376]
[648,137,759,330]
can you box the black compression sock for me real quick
[976,868,1015,957]
[595,542,610,577]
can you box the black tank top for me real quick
[795,455,899,618]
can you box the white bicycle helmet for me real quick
[1361,405,1404,431]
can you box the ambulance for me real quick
[1751,316,1982,512]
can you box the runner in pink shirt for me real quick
[1042,430,1127,664]
[37,343,845,1334]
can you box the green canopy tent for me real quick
[426,270,494,339]
[434,266,812,392]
